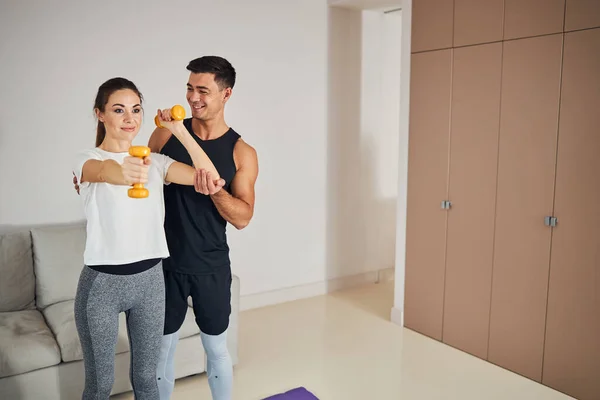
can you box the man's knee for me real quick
[200,330,230,361]
[157,332,178,377]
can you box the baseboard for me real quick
[390,306,403,327]
[377,267,396,283]
[240,268,394,311]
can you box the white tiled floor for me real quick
[114,280,574,400]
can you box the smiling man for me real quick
[150,56,258,400]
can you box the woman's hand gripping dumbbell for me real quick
[124,146,151,198]
[125,105,185,198]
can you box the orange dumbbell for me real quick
[154,105,186,128]
[127,146,151,199]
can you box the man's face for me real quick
[186,72,231,120]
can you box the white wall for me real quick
[359,10,401,274]
[327,6,363,281]
[366,9,402,272]
[327,7,400,282]
[0,0,329,299]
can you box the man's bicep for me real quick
[231,147,258,205]
[231,170,256,206]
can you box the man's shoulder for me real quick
[233,138,258,171]
[233,138,256,157]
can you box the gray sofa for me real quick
[0,222,240,399]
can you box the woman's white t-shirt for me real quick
[73,148,176,266]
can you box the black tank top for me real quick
[160,118,240,275]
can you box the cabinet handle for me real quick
[544,216,558,227]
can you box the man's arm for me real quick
[148,126,172,153]
[209,140,258,230]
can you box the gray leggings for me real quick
[74,263,165,400]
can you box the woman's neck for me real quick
[98,137,132,153]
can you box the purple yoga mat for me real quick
[262,387,319,400]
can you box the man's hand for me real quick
[194,169,225,195]
[73,173,80,195]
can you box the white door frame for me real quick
[391,0,412,327]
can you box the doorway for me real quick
[327,1,404,318]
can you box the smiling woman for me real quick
[70,77,223,399]
[93,78,144,147]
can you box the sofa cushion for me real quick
[0,310,61,378]
[0,231,35,312]
[31,224,87,309]
[42,300,130,362]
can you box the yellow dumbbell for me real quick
[154,105,186,128]
[127,146,151,198]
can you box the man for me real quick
[152,56,258,400]
[73,56,258,400]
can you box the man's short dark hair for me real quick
[187,56,236,90]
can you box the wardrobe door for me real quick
[565,0,600,31]
[504,0,565,40]
[453,0,504,47]
[542,28,600,400]
[487,34,563,382]
[411,0,454,53]
[442,42,502,360]
[404,49,452,341]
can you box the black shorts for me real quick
[163,268,232,336]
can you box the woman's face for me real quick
[96,89,143,142]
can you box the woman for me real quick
[72,77,219,399]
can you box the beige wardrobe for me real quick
[404,1,600,399]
